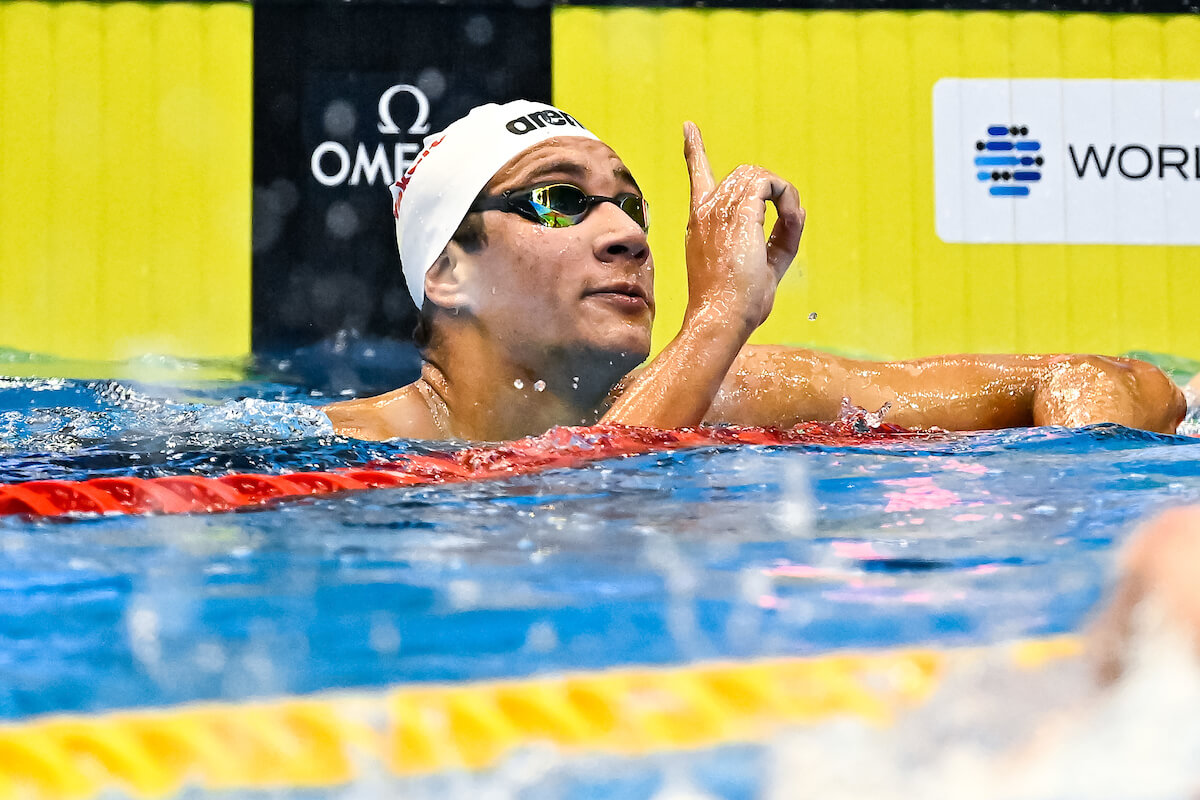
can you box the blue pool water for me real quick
[2,364,1200,795]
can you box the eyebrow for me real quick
[511,160,643,195]
[518,160,589,186]
[615,167,642,195]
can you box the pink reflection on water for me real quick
[832,540,883,560]
[764,564,828,579]
[882,476,962,512]
[900,589,967,603]
[939,458,989,476]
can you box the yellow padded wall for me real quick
[553,9,1200,359]
[0,1,251,362]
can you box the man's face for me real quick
[456,137,654,376]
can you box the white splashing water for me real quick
[764,600,1200,799]
[1176,390,1200,437]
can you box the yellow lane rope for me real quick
[0,636,1082,799]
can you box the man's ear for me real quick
[422,242,477,311]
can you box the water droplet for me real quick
[808,312,818,321]
[513,379,524,390]
[534,380,546,393]
[524,621,558,653]
[571,376,580,389]
[368,613,402,656]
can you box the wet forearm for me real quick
[841,353,1182,433]
[843,355,1042,430]
[710,349,1182,433]
[603,307,747,428]
[705,347,1038,429]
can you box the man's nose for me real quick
[592,205,650,264]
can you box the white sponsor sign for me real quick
[933,79,1200,245]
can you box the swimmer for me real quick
[325,100,1184,441]
[1090,504,1200,684]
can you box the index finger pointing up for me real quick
[683,121,716,207]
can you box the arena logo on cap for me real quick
[934,78,1200,245]
[974,124,1044,198]
[505,109,584,135]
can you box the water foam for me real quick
[764,601,1200,799]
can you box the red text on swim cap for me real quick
[392,134,447,217]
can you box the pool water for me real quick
[2,364,1200,797]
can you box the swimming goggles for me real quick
[471,183,649,233]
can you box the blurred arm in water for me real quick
[1090,505,1200,685]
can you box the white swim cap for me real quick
[389,100,600,308]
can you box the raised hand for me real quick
[601,123,807,430]
[682,122,805,336]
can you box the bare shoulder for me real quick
[324,383,441,441]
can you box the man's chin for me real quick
[602,328,651,362]
[577,335,650,374]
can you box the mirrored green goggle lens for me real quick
[528,186,580,228]
[618,195,650,231]
[526,185,648,232]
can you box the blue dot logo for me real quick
[974,125,1043,197]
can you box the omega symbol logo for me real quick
[975,124,1044,197]
[377,84,430,136]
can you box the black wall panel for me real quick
[252,3,552,353]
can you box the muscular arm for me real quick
[602,306,750,429]
[706,345,1185,434]
[602,123,805,429]
[599,123,1181,435]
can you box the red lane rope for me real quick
[0,421,925,519]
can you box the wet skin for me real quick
[326,127,1185,441]
[328,138,659,441]
[440,139,656,385]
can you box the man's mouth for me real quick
[584,283,651,309]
